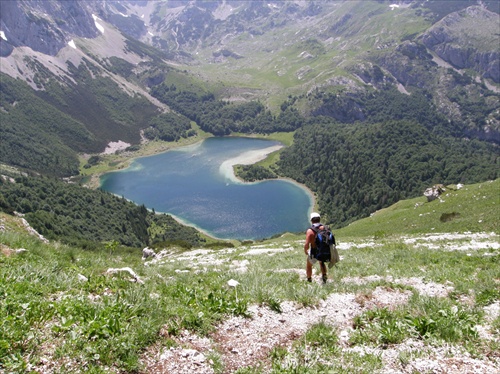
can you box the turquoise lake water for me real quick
[100,137,313,240]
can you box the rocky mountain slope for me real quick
[1,1,498,138]
[421,5,499,83]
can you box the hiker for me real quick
[304,212,328,284]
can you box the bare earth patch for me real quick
[140,293,362,374]
[101,140,131,155]
[342,275,454,298]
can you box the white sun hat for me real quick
[310,212,320,220]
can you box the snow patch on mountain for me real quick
[92,14,105,34]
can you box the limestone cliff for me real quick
[422,6,500,83]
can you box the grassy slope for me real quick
[1,179,498,372]
[336,179,500,239]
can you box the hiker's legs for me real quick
[320,262,327,283]
[306,259,327,282]
[306,259,313,280]
[320,262,327,276]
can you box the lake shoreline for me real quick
[221,144,318,215]
[91,136,316,239]
[219,144,284,183]
[155,142,316,241]
[81,137,208,189]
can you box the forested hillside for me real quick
[150,85,305,135]
[0,67,161,177]
[276,120,498,226]
[0,173,205,249]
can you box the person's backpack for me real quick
[311,223,336,263]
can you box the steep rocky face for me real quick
[373,41,438,89]
[93,0,332,55]
[0,0,99,57]
[422,6,500,83]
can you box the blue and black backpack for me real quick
[311,223,336,262]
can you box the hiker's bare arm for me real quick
[304,229,315,255]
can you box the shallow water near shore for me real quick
[100,137,313,240]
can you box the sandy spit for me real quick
[219,144,284,182]
[218,144,318,214]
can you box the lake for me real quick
[100,137,313,240]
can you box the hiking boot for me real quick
[322,275,328,284]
